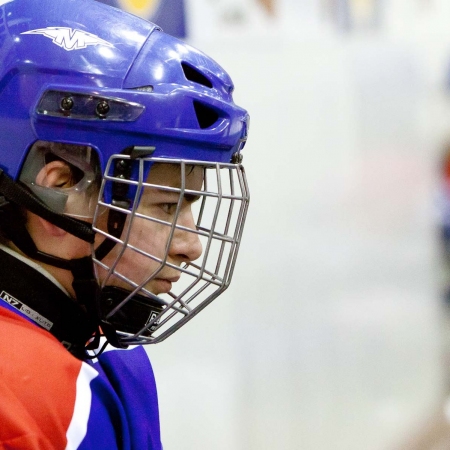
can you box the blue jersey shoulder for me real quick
[80,346,162,450]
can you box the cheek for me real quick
[95,214,172,286]
[128,217,166,250]
[121,218,170,268]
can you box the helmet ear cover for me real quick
[19,141,101,220]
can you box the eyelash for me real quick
[160,203,178,214]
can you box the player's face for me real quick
[97,163,203,295]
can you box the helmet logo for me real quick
[21,27,114,51]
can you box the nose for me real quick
[169,207,202,263]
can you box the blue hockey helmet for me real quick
[0,0,250,348]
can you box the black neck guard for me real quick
[0,247,96,359]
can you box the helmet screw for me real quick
[116,160,128,169]
[60,96,74,111]
[231,152,243,164]
[96,100,110,118]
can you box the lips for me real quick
[153,275,180,294]
[163,276,181,283]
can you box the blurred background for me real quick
[100,0,450,448]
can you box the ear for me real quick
[35,160,72,189]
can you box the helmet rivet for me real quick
[60,96,74,111]
[231,152,243,164]
[96,100,110,118]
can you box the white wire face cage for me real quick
[92,155,250,345]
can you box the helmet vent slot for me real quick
[182,62,213,88]
[193,101,219,129]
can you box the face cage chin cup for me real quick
[91,155,250,346]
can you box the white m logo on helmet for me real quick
[21,27,114,51]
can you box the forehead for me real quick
[146,163,204,189]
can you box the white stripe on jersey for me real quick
[65,362,99,450]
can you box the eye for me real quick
[160,203,178,215]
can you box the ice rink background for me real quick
[147,1,450,448]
